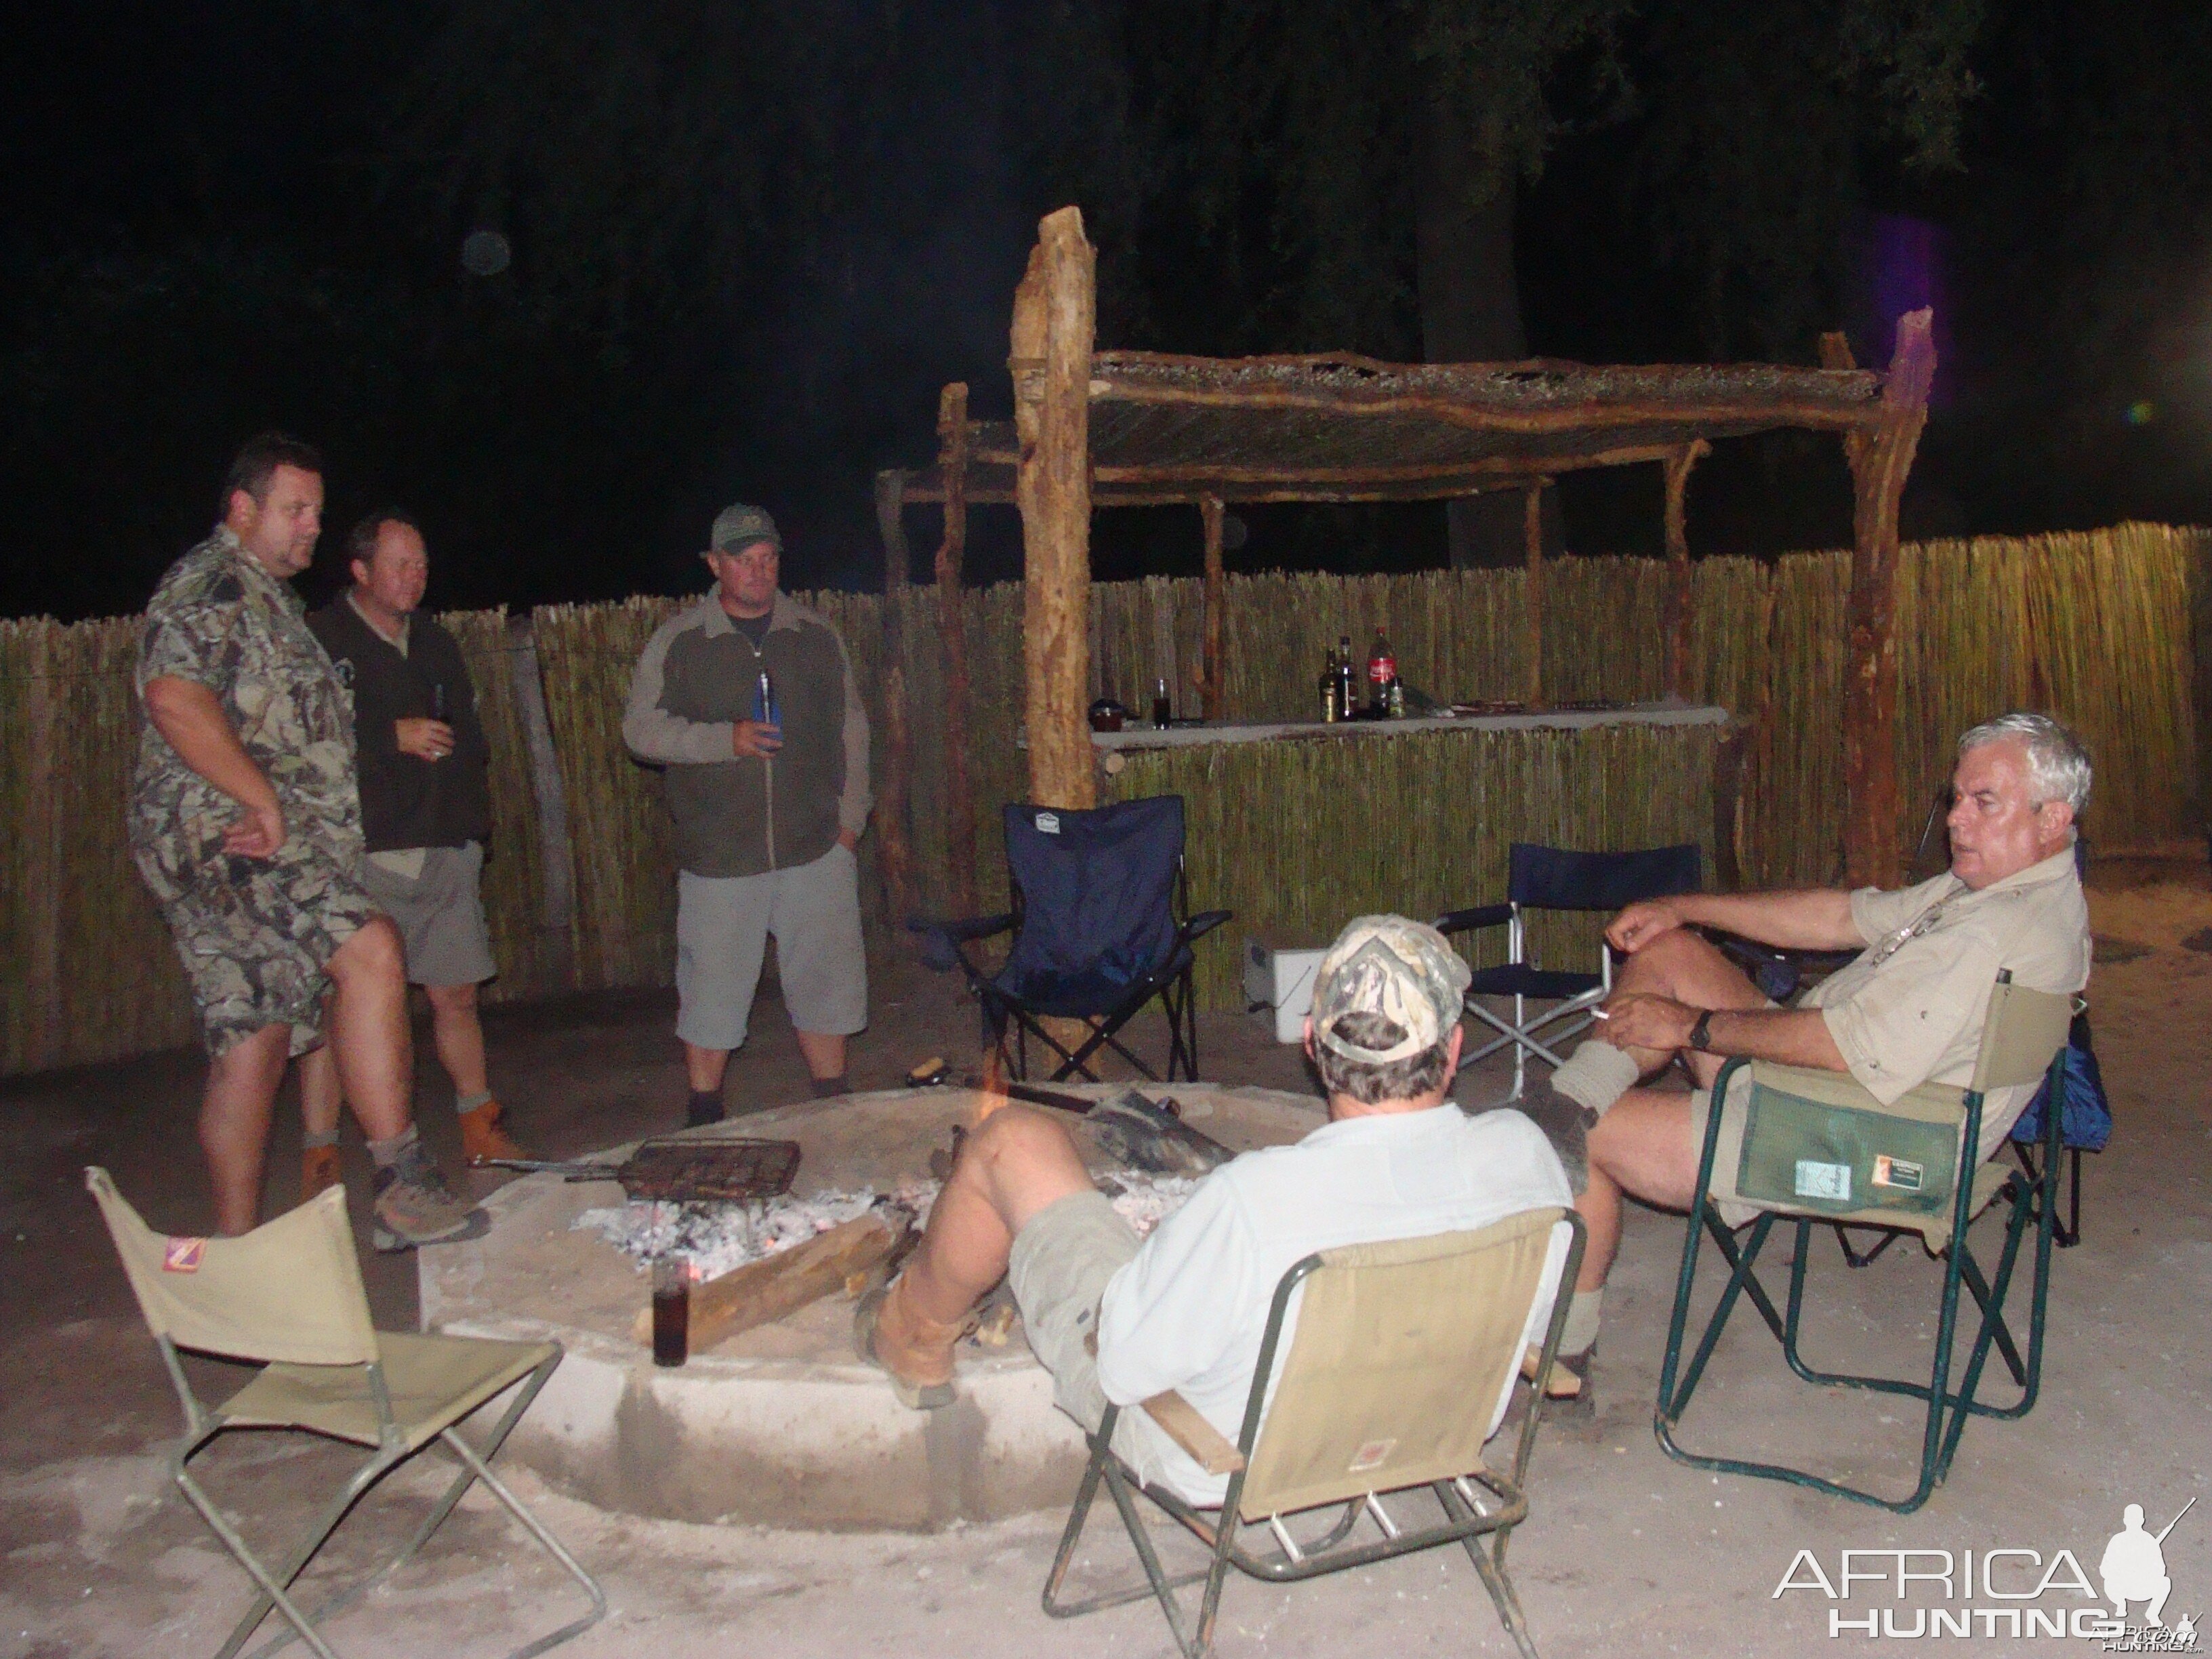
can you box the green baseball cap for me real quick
[709,502,782,554]
[1309,914,1471,1063]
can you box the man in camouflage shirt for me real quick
[131,432,482,1247]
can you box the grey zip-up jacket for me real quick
[621,591,871,878]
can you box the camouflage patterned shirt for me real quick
[129,528,363,903]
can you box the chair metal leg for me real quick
[1438,1479,1539,1659]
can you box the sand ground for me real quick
[3,863,2207,1658]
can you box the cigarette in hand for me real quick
[1590,1008,1610,1021]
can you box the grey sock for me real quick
[302,1127,339,1150]
[1559,1288,1604,1357]
[455,1090,493,1115]
[1549,1041,1641,1118]
[810,1074,850,1100]
[365,1122,418,1170]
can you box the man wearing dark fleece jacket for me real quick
[306,512,525,1187]
[623,503,872,1123]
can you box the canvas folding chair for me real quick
[1653,972,2076,1513]
[85,1168,605,1659]
[1044,1208,1586,1659]
[1435,842,1701,1101]
[916,794,1231,1083]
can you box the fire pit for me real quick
[419,1082,1324,1529]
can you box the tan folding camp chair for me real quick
[1043,1207,1585,1659]
[1654,972,2077,1513]
[85,1168,605,1659]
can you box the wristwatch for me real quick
[1688,1009,1716,1052]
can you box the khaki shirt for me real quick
[1803,847,2089,1154]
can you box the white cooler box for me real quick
[1242,935,1329,1045]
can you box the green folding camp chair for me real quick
[1043,1207,1585,1659]
[86,1168,605,1659]
[1653,973,2076,1513]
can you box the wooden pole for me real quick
[873,469,916,926]
[26,628,63,1068]
[1837,310,1936,887]
[506,615,578,992]
[934,384,978,913]
[1660,439,1710,699]
[1199,495,1225,720]
[1523,482,1547,708]
[1012,206,1097,811]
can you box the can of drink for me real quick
[754,669,779,728]
[652,1256,691,1367]
[431,682,447,720]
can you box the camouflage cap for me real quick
[1309,914,1471,1064]
[709,502,782,554]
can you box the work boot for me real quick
[300,1143,342,1205]
[459,1098,525,1164]
[855,1277,963,1410]
[371,1139,487,1252]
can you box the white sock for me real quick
[1559,1288,1604,1356]
[1549,1041,1640,1118]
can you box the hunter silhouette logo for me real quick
[2101,1498,2194,1633]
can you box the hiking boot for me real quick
[371,1139,487,1252]
[300,1143,342,1205]
[855,1279,960,1410]
[459,1099,525,1165]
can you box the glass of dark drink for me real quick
[1151,676,1172,729]
[652,1256,691,1367]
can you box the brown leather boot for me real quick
[301,1142,342,1205]
[855,1276,966,1409]
[459,1099,525,1164]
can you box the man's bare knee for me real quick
[962,1106,1091,1227]
[424,980,478,1015]
[329,916,405,985]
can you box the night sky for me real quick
[2,0,2206,623]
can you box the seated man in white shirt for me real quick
[859,914,1573,1504]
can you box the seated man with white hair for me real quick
[1521,711,2093,1401]
[857,914,1572,1503]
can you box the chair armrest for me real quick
[1433,902,1511,936]
[1180,908,1234,945]
[1139,1389,1246,1476]
[908,912,1015,972]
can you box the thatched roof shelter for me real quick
[876,207,1934,888]
[895,351,1892,507]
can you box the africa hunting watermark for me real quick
[1772,1500,2198,1649]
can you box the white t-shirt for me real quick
[1094,1103,1574,1504]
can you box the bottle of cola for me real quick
[1366,630,1396,716]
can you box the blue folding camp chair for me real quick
[916,796,1233,1083]
[1435,842,1702,1101]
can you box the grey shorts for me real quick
[362,842,496,987]
[1007,1190,1142,1436]
[675,843,867,1050]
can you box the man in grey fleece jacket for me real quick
[623,504,872,1122]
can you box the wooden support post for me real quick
[934,384,978,914]
[505,615,577,992]
[1660,439,1711,700]
[1012,207,1097,811]
[25,628,64,1067]
[1199,495,1225,720]
[1836,310,1936,888]
[1523,482,1547,708]
[873,469,916,927]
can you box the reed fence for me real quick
[1,522,2203,1073]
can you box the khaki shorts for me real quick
[675,844,867,1049]
[363,842,495,987]
[1007,1191,1142,1437]
[1685,1067,1761,1228]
